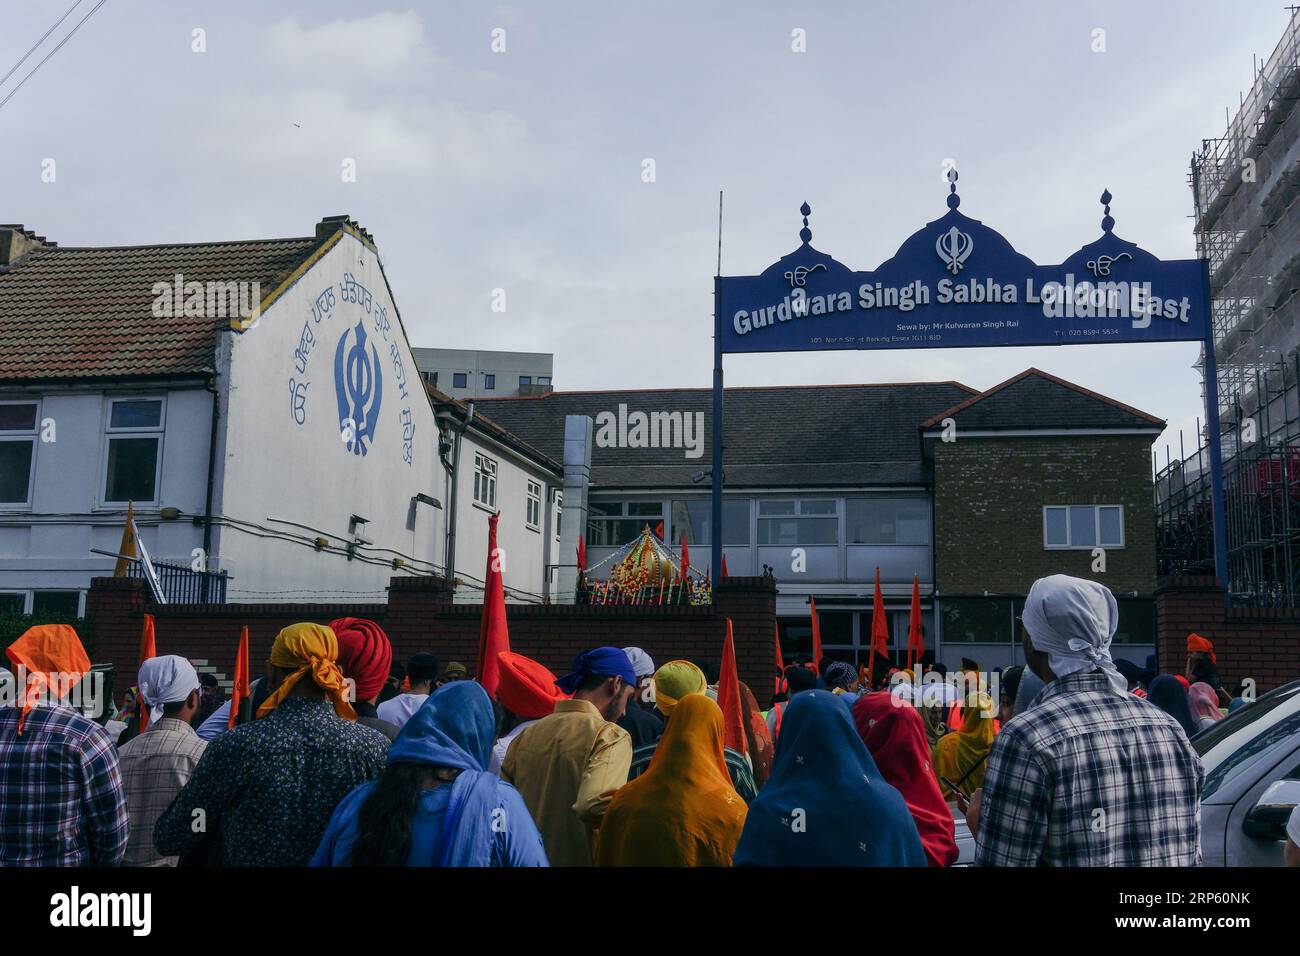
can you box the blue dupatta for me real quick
[734,690,926,867]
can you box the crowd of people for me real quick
[2,572,1298,867]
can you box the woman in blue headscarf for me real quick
[1145,675,1200,739]
[733,689,926,867]
[312,680,548,867]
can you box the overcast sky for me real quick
[2,0,1292,465]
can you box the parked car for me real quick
[1194,678,1300,866]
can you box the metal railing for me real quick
[127,559,229,604]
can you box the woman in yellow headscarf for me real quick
[931,691,996,801]
[596,694,747,866]
[256,622,356,720]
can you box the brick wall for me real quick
[85,574,779,705]
[933,434,1157,595]
[1155,575,1300,692]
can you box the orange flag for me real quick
[137,613,157,730]
[869,567,890,686]
[228,625,250,729]
[809,596,823,675]
[476,511,511,697]
[907,574,924,671]
[718,619,747,756]
[720,553,729,579]
[773,622,785,697]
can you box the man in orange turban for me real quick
[490,650,569,774]
[0,625,128,865]
[1185,632,1229,705]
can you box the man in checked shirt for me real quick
[968,574,1203,867]
[0,625,128,866]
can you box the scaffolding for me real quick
[1157,352,1300,606]
[1190,7,1300,421]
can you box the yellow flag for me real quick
[114,501,137,576]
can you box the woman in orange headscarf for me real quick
[932,691,996,801]
[596,694,747,866]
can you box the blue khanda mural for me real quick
[717,174,1209,354]
[334,318,384,456]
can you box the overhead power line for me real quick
[0,0,109,113]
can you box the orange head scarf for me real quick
[1187,633,1216,663]
[256,623,355,720]
[5,624,91,735]
[595,694,747,866]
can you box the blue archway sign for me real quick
[710,173,1229,601]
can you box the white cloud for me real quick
[264,12,432,81]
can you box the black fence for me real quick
[1156,354,1300,607]
[127,559,229,604]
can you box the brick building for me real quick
[480,367,1166,671]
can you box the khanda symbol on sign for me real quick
[334,319,384,456]
[936,225,974,275]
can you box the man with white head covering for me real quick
[616,646,663,748]
[970,574,1203,867]
[117,655,207,866]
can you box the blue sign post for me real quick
[711,174,1228,600]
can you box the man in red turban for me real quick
[490,650,568,774]
[331,617,398,741]
[1185,632,1230,705]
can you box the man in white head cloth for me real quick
[969,574,1203,866]
[616,646,664,748]
[117,655,208,866]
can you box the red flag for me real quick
[137,614,157,730]
[721,553,729,579]
[718,619,747,756]
[809,597,823,675]
[680,535,690,582]
[774,622,785,697]
[869,567,890,686]
[228,625,251,730]
[576,535,586,571]
[654,520,664,540]
[907,574,924,671]
[476,512,511,697]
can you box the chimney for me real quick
[0,225,53,267]
[315,214,374,247]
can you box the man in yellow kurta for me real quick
[501,647,636,866]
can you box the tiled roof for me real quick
[920,368,1165,431]
[0,235,322,382]
[425,386,562,475]
[477,382,979,489]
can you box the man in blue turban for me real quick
[501,647,636,866]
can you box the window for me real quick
[0,593,25,614]
[941,598,1016,644]
[846,497,930,545]
[1043,505,1124,549]
[519,375,532,387]
[555,493,562,538]
[473,453,497,508]
[452,372,468,389]
[587,500,663,546]
[484,373,496,390]
[526,480,541,529]
[757,498,837,545]
[104,398,163,504]
[670,498,750,546]
[538,376,552,386]
[32,591,79,616]
[1113,598,1155,644]
[0,401,38,505]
